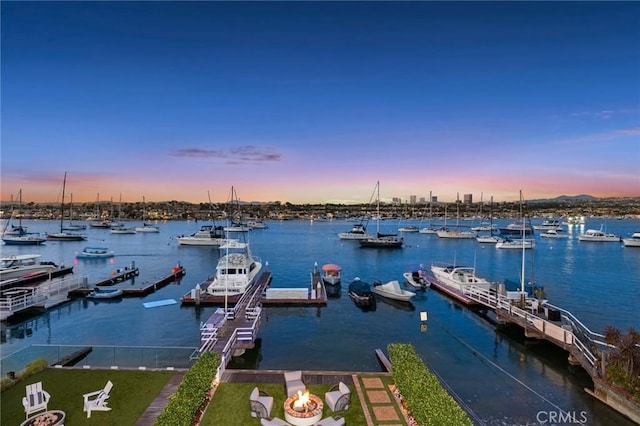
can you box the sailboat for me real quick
[2,189,46,245]
[476,196,500,243]
[359,181,403,248]
[62,193,87,231]
[419,190,439,234]
[223,186,250,232]
[89,194,112,228]
[496,191,535,249]
[135,196,159,232]
[111,193,136,234]
[177,191,227,245]
[46,173,87,241]
[436,193,477,239]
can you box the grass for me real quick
[201,382,368,425]
[1,368,175,426]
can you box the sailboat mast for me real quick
[520,190,526,294]
[376,181,380,234]
[60,172,67,232]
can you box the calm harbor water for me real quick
[1,218,639,425]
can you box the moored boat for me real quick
[402,265,430,289]
[577,227,620,242]
[348,278,376,310]
[495,238,536,249]
[533,219,562,231]
[86,287,123,299]
[476,235,501,244]
[2,234,46,245]
[622,232,640,247]
[46,173,88,241]
[499,222,534,236]
[76,247,115,259]
[203,239,263,297]
[540,229,569,239]
[338,223,372,240]
[0,254,58,281]
[178,225,227,246]
[371,279,415,302]
[110,227,136,234]
[321,263,342,286]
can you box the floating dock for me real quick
[180,267,327,307]
[69,264,186,298]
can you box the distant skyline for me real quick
[1,1,639,205]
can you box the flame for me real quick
[293,389,310,410]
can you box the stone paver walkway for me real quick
[357,375,408,426]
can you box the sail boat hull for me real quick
[2,190,47,245]
[359,181,403,249]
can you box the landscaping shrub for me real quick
[388,343,472,426]
[155,352,220,426]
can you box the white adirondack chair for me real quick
[22,381,51,419]
[83,380,113,418]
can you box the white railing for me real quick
[0,276,86,320]
[463,284,602,375]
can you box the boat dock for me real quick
[0,275,87,321]
[69,264,186,298]
[441,283,639,422]
[180,266,327,307]
[91,263,140,286]
[190,266,328,377]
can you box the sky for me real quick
[1,1,639,205]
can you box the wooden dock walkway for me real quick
[68,264,186,298]
[92,265,140,286]
[181,267,327,307]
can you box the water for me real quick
[1,218,639,425]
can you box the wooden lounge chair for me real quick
[250,387,274,419]
[83,380,113,418]
[22,381,50,419]
[284,370,305,397]
[325,382,351,412]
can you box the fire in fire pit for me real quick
[292,389,318,413]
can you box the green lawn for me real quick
[1,368,175,426]
[201,382,367,425]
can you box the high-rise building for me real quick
[409,195,417,205]
[463,194,473,204]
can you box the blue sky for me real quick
[1,1,639,204]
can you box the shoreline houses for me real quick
[1,197,639,223]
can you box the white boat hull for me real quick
[402,271,429,289]
[371,280,415,302]
[177,237,228,246]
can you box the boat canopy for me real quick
[322,263,342,272]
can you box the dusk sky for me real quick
[1,1,639,205]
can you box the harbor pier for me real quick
[446,282,639,423]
